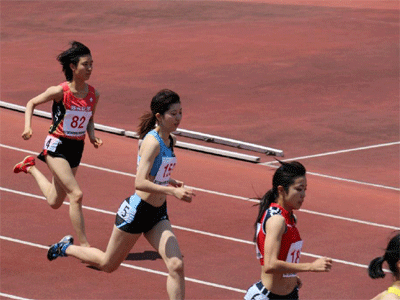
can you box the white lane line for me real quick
[2,184,398,231]
[260,142,400,192]
[1,187,396,271]
[298,209,400,230]
[0,235,246,294]
[0,293,34,300]
[261,141,400,165]
[306,170,399,191]
[2,143,398,194]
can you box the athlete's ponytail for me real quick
[368,256,386,279]
[137,89,180,139]
[253,161,306,241]
[368,232,400,280]
[137,112,157,140]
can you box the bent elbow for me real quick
[134,179,146,192]
[263,262,278,274]
[26,100,36,110]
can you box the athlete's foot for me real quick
[13,156,35,174]
[47,235,74,261]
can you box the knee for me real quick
[166,257,184,276]
[49,201,63,209]
[101,262,120,274]
[68,189,83,204]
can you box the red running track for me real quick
[1,108,398,299]
[1,1,399,299]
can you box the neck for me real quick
[69,80,87,91]
[276,197,293,213]
[155,126,171,142]
[393,280,400,287]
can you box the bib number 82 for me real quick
[71,115,86,129]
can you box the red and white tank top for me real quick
[255,203,303,277]
[48,82,96,140]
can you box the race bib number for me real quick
[154,157,177,186]
[43,136,62,152]
[283,240,303,277]
[117,201,136,223]
[63,110,92,137]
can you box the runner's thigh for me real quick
[103,225,141,266]
[46,155,80,194]
[144,220,182,260]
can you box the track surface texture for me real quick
[1,1,399,299]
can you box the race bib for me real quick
[117,201,136,223]
[283,240,303,277]
[43,135,62,152]
[154,157,177,186]
[63,110,92,137]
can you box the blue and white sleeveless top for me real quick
[137,130,177,186]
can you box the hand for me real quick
[311,257,332,272]
[173,187,195,203]
[90,137,103,148]
[22,128,33,140]
[296,276,302,289]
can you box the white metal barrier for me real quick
[1,100,284,162]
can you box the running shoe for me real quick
[47,235,74,261]
[13,156,35,173]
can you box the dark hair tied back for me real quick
[368,256,386,279]
[368,233,400,279]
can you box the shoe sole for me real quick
[13,156,35,173]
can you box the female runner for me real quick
[13,41,102,247]
[369,232,400,300]
[47,89,195,300]
[245,161,332,300]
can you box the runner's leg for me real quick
[145,220,185,300]
[45,156,88,246]
[66,225,140,272]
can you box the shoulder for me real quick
[371,291,399,300]
[45,85,64,101]
[265,213,286,236]
[265,205,283,220]
[47,85,64,94]
[382,291,400,300]
[140,132,161,153]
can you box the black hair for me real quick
[137,89,181,139]
[56,41,91,81]
[253,161,306,240]
[368,232,400,279]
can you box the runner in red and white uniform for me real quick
[245,161,332,300]
[256,203,303,273]
[48,81,97,140]
[13,41,102,247]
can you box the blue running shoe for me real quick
[47,235,74,261]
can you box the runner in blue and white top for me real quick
[47,89,195,300]
[137,129,177,187]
